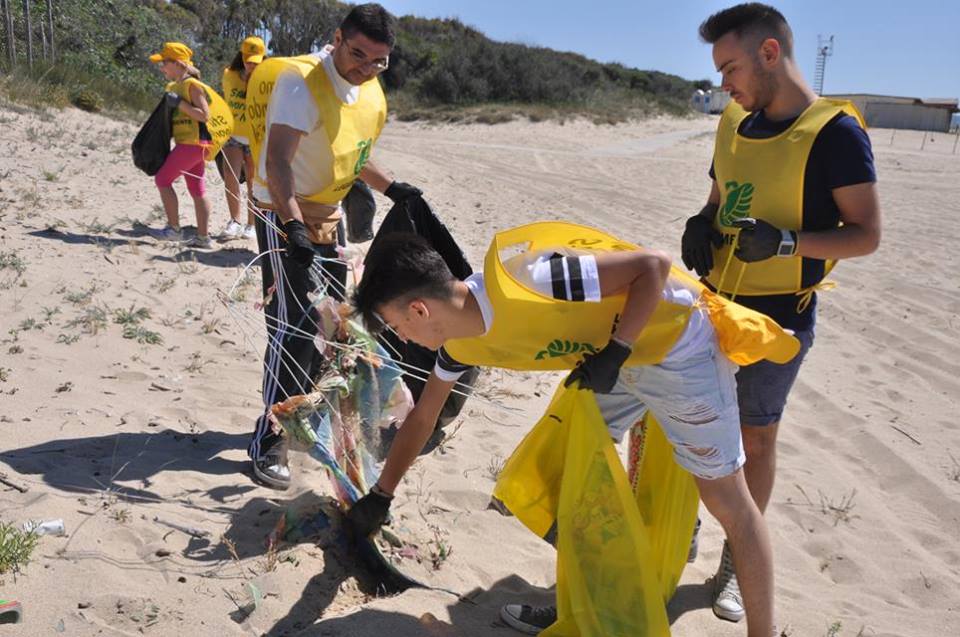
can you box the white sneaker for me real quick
[185,235,213,249]
[713,541,745,622]
[151,225,181,241]
[219,219,243,240]
[242,224,256,240]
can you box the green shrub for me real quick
[0,521,40,576]
[71,89,104,113]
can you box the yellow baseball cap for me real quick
[241,36,266,64]
[148,42,193,64]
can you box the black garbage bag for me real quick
[370,196,479,430]
[343,180,376,243]
[131,96,173,176]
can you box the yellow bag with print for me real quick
[494,385,698,636]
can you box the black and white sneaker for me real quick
[500,604,557,635]
[688,518,702,563]
[252,443,290,490]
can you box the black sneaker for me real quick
[500,604,557,635]
[252,442,290,490]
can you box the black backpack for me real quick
[131,96,174,176]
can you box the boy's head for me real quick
[352,234,456,350]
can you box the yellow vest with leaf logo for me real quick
[706,98,865,297]
[444,222,800,371]
[221,68,251,141]
[245,55,387,204]
[167,77,234,161]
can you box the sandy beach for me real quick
[1,103,959,636]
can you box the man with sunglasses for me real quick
[248,3,422,490]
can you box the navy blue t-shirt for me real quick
[708,110,876,331]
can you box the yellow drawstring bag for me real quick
[495,385,698,636]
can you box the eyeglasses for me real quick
[344,39,389,72]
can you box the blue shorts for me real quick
[736,328,815,427]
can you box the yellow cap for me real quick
[149,42,193,64]
[241,36,266,64]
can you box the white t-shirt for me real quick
[253,45,360,203]
[433,252,714,381]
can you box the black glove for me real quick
[732,218,782,262]
[681,214,723,277]
[384,181,422,203]
[282,219,315,269]
[164,91,182,109]
[564,339,632,394]
[346,487,393,538]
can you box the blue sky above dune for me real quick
[381,0,960,100]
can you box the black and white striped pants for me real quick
[248,210,346,460]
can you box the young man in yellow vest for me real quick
[349,224,798,637]
[682,3,881,623]
[248,3,422,490]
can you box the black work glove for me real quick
[732,218,782,262]
[346,487,393,538]
[282,219,315,269]
[384,181,422,203]
[564,339,632,394]
[681,214,723,277]
[164,91,182,109]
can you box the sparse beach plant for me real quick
[0,251,27,288]
[0,521,40,576]
[66,305,109,335]
[123,325,163,345]
[114,306,151,326]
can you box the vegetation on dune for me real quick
[0,0,709,122]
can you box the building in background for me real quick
[827,94,959,132]
[691,88,730,114]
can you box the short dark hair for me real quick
[352,233,455,332]
[699,3,793,59]
[340,3,396,48]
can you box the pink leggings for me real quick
[155,143,207,197]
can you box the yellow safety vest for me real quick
[706,98,866,299]
[167,77,234,161]
[444,222,800,370]
[245,55,387,204]
[221,68,250,141]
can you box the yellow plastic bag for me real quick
[494,386,699,636]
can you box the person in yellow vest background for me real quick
[681,3,881,625]
[248,3,423,490]
[219,36,265,241]
[349,223,800,637]
[148,42,217,249]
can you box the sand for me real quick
[1,102,958,636]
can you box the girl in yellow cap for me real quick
[149,42,216,248]
[218,36,266,241]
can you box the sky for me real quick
[378,0,960,99]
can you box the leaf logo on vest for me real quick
[720,180,754,227]
[353,138,373,175]
[535,339,598,360]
